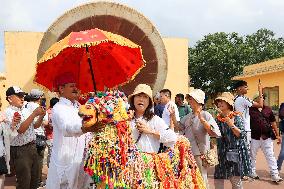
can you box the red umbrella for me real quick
[34,28,145,93]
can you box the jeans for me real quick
[277,135,284,171]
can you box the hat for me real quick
[128,84,153,103]
[6,86,27,97]
[30,89,44,99]
[54,72,76,91]
[188,89,205,104]
[215,92,234,107]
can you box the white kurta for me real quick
[131,115,177,153]
[46,97,92,189]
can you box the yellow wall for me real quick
[1,32,189,108]
[1,32,44,108]
[163,38,189,99]
[241,71,284,104]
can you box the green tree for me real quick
[244,29,284,65]
[189,28,284,97]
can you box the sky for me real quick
[1,0,284,72]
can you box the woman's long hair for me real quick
[129,95,155,121]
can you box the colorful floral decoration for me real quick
[216,111,241,123]
[83,91,206,189]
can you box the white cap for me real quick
[188,89,205,104]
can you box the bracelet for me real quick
[231,126,236,129]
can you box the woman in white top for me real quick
[128,84,177,153]
[0,98,17,189]
[177,89,221,189]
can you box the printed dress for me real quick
[214,114,252,179]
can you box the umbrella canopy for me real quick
[35,28,145,93]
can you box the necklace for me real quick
[216,111,240,122]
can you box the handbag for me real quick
[190,113,219,167]
[226,149,239,163]
[0,156,8,175]
[201,148,219,167]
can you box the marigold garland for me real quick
[216,111,240,122]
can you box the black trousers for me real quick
[11,143,39,189]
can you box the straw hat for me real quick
[128,84,153,103]
[188,89,205,104]
[215,92,234,107]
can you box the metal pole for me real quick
[86,46,97,93]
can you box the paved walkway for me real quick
[4,141,284,189]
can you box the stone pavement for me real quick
[4,141,284,189]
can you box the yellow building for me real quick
[0,32,189,108]
[233,57,284,110]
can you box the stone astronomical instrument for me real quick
[37,1,168,95]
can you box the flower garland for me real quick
[216,111,240,122]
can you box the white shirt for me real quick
[234,95,253,131]
[0,112,18,173]
[180,111,221,156]
[25,102,47,136]
[162,101,180,127]
[131,115,177,153]
[5,105,36,146]
[46,97,92,189]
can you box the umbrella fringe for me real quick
[114,59,146,90]
[38,28,144,64]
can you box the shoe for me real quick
[250,173,259,180]
[37,181,46,188]
[271,174,283,183]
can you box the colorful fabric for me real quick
[214,115,252,179]
[83,91,206,189]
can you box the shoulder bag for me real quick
[191,113,218,167]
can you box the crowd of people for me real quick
[0,75,283,189]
